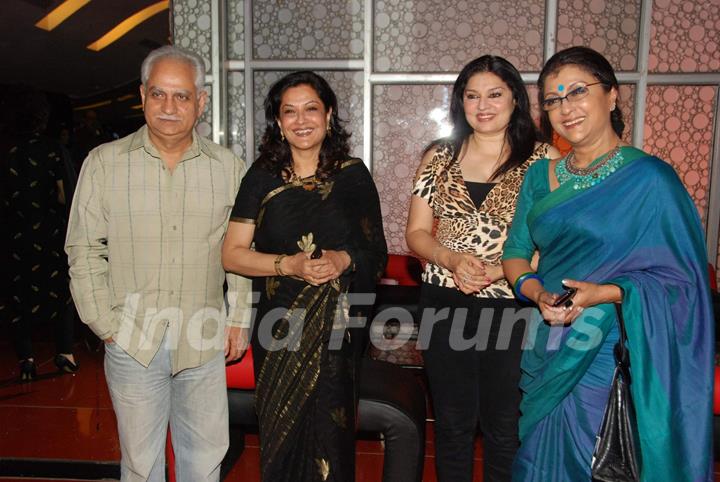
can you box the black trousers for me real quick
[11,300,75,360]
[419,283,527,482]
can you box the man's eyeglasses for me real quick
[541,82,608,111]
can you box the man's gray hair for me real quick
[140,45,206,93]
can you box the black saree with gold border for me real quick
[230,159,387,482]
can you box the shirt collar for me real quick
[128,125,213,162]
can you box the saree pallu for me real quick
[246,160,387,482]
[503,149,713,481]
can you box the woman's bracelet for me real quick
[274,254,287,276]
[513,272,544,303]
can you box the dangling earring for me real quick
[280,130,285,141]
[326,123,332,137]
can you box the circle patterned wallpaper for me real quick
[649,0,720,72]
[252,0,364,59]
[226,0,245,60]
[227,72,246,160]
[252,71,364,159]
[373,0,545,72]
[172,0,213,71]
[172,0,720,276]
[617,84,636,143]
[197,86,212,139]
[643,85,717,224]
[373,84,453,254]
[556,0,641,71]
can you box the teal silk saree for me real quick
[503,147,714,481]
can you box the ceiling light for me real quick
[74,100,111,111]
[87,1,169,52]
[35,0,91,31]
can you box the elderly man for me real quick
[66,46,249,481]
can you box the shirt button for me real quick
[172,225,177,231]
[170,290,175,296]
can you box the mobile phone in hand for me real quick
[552,287,577,307]
[310,246,323,259]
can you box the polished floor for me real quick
[0,334,481,481]
[1,335,717,481]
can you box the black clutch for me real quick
[590,303,642,482]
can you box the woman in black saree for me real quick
[222,71,387,482]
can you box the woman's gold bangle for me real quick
[274,254,287,276]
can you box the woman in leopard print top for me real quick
[406,56,559,482]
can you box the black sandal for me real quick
[54,354,79,373]
[19,359,37,381]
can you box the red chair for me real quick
[380,253,422,286]
[226,346,255,389]
[714,366,720,416]
[166,431,176,481]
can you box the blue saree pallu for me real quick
[503,147,714,482]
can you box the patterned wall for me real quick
[556,0,642,71]
[171,1,214,140]
[172,0,213,70]
[618,85,636,143]
[227,72,246,160]
[649,0,720,72]
[198,86,213,139]
[252,71,364,158]
[172,0,720,282]
[647,0,720,287]
[226,0,245,59]
[643,86,717,224]
[373,84,452,253]
[373,0,545,72]
[252,0,364,59]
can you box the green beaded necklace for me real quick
[555,146,624,190]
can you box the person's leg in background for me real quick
[54,297,78,371]
[10,260,36,380]
[11,312,35,379]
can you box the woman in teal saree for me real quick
[502,47,713,481]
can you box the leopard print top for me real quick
[412,142,551,298]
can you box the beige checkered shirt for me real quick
[66,125,251,373]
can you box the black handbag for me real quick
[590,303,642,482]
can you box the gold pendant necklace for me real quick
[288,163,318,191]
